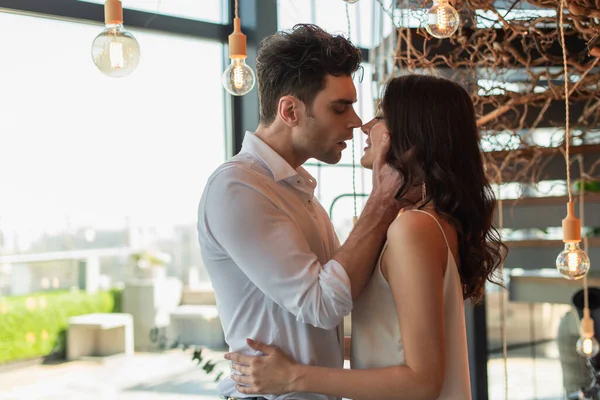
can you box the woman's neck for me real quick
[401,200,435,214]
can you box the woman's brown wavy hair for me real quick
[381,74,506,303]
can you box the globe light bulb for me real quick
[222,58,255,96]
[556,242,590,280]
[91,0,140,78]
[343,0,360,3]
[576,336,600,358]
[425,0,460,39]
[92,25,140,77]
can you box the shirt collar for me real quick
[241,131,301,182]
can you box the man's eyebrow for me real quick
[330,99,357,105]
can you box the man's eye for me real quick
[334,105,348,114]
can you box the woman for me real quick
[223,74,506,400]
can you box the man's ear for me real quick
[278,96,301,128]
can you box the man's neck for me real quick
[254,124,307,169]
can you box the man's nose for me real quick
[349,109,362,129]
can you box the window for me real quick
[79,0,223,24]
[0,11,225,292]
[303,63,376,242]
[277,1,379,240]
[278,0,375,48]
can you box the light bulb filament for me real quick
[109,41,125,69]
[233,64,244,89]
[437,4,448,29]
[567,251,580,271]
[583,337,594,355]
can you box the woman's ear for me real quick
[397,146,417,168]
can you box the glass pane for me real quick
[485,180,586,398]
[0,11,225,291]
[486,290,572,399]
[340,63,377,165]
[277,0,375,48]
[318,166,371,241]
[313,0,373,48]
[301,61,376,242]
[79,0,223,24]
[277,0,313,30]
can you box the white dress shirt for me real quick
[197,131,353,400]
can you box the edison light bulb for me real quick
[425,0,460,39]
[91,1,139,78]
[556,242,590,280]
[576,336,600,358]
[222,59,255,96]
[92,24,140,77]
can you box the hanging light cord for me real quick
[559,0,572,202]
[345,1,352,37]
[497,188,509,400]
[346,1,358,222]
[235,0,239,19]
[578,155,589,313]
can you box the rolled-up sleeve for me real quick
[201,166,352,330]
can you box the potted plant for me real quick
[130,250,171,279]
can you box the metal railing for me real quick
[0,247,136,295]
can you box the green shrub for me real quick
[575,180,600,193]
[0,289,121,364]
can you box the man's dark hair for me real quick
[256,24,362,126]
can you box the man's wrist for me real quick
[288,364,307,392]
[364,193,399,220]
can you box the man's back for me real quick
[197,132,352,400]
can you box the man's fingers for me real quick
[378,132,390,157]
[374,132,390,168]
[224,352,252,365]
[246,338,277,354]
[231,372,252,386]
[231,362,251,375]
[236,384,260,394]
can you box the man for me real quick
[197,24,401,400]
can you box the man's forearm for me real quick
[333,194,399,299]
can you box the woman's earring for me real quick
[421,182,427,202]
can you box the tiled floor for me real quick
[488,357,565,400]
[0,346,571,400]
[0,350,228,400]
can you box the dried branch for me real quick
[371,0,600,184]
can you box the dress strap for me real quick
[409,209,450,250]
